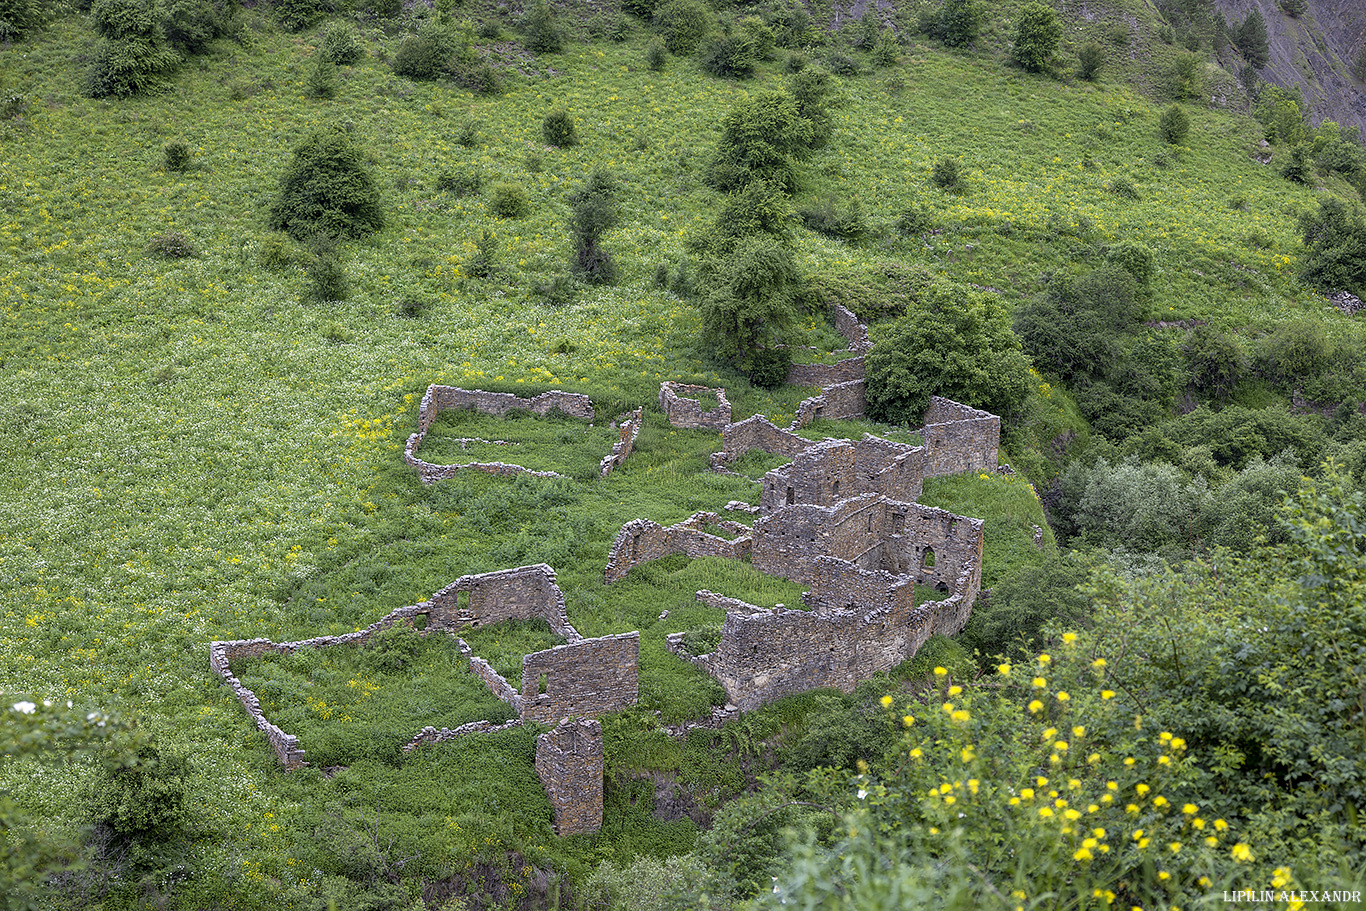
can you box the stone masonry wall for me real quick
[711,415,813,467]
[520,632,640,724]
[751,494,888,584]
[760,438,924,513]
[404,385,597,485]
[921,396,1000,477]
[660,382,732,431]
[603,512,753,584]
[790,379,867,430]
[832,304,871,352]
[599,408,643,478]
[425,564,580,640]
[785,356,866,389]
[535,719,604,836]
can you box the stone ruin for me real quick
[659,382,732,430]
[603,512,753,584]
[404,384,641,484]
[210,563,637,836]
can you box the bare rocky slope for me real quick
[1214,0,1366,135]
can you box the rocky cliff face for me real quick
[1213,0,1366,135]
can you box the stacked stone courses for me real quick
[535,719,605,836]
[604,512,754,584]
[660,382,732,430]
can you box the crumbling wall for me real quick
[832,304,871,352]
[599,408,644,478]
[520,632,640,723]
[604,513,753,584]
[790,379,868,430]
[921,396,1000,477]
[711,415,812,467]
[751,494,887,584]
[660,382,732,430]
[786,356,866,389]
[404,385,596,485]
[209,640,310,769]
[854,436,925,504]
[890,503,985,597]
[403,718,524,754]
[536,719,604,835]
[425,564,580,640]
[760,440,857,512]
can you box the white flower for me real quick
[13,701,36,714]
[857,789,867,800]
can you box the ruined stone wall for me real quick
[603,513,753,584]
[424,564,579,640]
[890,503,985,597]
[599,408,643,478]
[535,719,604,836]
[785,356,866,389]
[712,415,813,467]
[660,382,732,431]
[470,656,524,711]
[855,437,924,504]
[209,640,309,769]
[760,441,857,513]
[520,632,640,723]
[790,379,868,430]
[921,396,1000,477]
[751,494,887,584]
[404,385,596,485]
[832,305,871,352]
[402,718,524,754]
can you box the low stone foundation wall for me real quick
[425,564,580,640]
[711,415,813,468]
[785,356,866,389]
[604,512,753,584]
[402,719,524,754]
[832,304,871,352]
[660,382,732,431]
[536,719,604,836]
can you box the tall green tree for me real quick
[1234,9,1270,69]
[708,89,813,193]
[1299,197,1366,298]
[568,169,621,284]
[1010,1,1061,73]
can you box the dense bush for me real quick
[85,0,179,98]
[1298,197,1366,298]
[1010,1,1060,73]
[930,156,961,191]
[1183,325,1248,401]
[568,169,621,284]
[305,53,338,99]
[645,36,667,70]
[1279,142,1313,183]
[652,0,710,54]
[146,230,196,258]
[392,35,442,80]
[747,345,792,388]
[933,0,981,47]
[268,126,384,241]
[960,554,1089,661]
[1077,40,1104,80]
[87,738,191,844]
[160,0,234,54]
[321,22,363,65]
[542,107,577,147]
[699,233,801,370]
[1233,9,1269,69]
[865,280,1032,422]
[1158,103,1189,144]
[708,89,812,193]
[799,193,867,242]
[162,139,192,172]
[521,0,562,54]
[700,178,795,248]
[0,0,48,40]
[698,29,758,79]
[488,182,529,218]
[273,0,323,32]
[1257,320,1333,385]
[788,65,837,150]
[1165,52,1204,101]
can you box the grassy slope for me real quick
[0,5,1352,902]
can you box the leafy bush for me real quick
[1104,240,1154,291]
[1165,52,1204,101]
[85,35,181,98]
[465,228,499,278]
[0,0,48,40]
[799,193,867,242]
[934,0,981,47]
[645,36,667,70]
[894,206,932,238]
[1105,176,1138,200]
[1077,40,1104,80]
[1183,325,1248,401]
[652,0,710,54]
[1010,1,1060,73]
[392,35,442,80]
[930,156,961,190]
[273,0,323,32]
[747,345,792,388]
[488,182,529,218]
[1279,142,1313,183]
[541,106,577,147]
[699,233,801,369]
[708,89,812,193]
[822,49,859,76]
[521,0,562,54]
[699,30,759,79]
[568,168,621,284]
[1157,103,1189,144]
[960,555,1089,661]
[865,279,1032,422]
[788,64,837,150]
[436,168,482,196]
[160,0,232,54]
[1298,197,1366,298]
[307,244,349,302]
[87,737,191,844]
[321,22,363,65]
[268,126,384,241]
[702,178,794,247]
[146,230,196,257]
[162,139,192,171]
[1257,320,1332,384]
[306,53,338,99]
[871,31,898,66]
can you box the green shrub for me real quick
[1183,325,1248,401]
[146,230,195,257]
[160,0,231,54]
[746,346,792,388]
[85,35,180,98]
[699,233,801,367]
[162,139,192,171]
[1298,197,1366,298]
[645,36,667,70]
[466,228,498,278]
[488,182,529,218]
[273,0,323,32]
[1010,1,1060,73]
[87,738,191,844]
[865,280,1032,422]
[307,244,349,303]
[870,30,898,67]
[930,156,961,190]
[541,107,576,146]
[708,89,812,193]
[1105,240,1154,291]
[321,22,363,65]
[1233,9,1269,69]
[700,31,758,79]
[1258,320,1332,384]
[392,35,442,80]
[268,126,384,241]
[521,0,562,53]
[436,168,482,196]
[0,0,48,40]
[799,193,867,242]
[822,49,858,76]
[1165,52,1204,101]
[652,0,710,55]
[1157,103,1189,144]
[1077,41,1104,81]
[894,206,932,237]
[569,168,621,284]
[703,178,794,247]
[1105,176,1139,200]
[305,53,338,99]
[788,64,837,150]
[935,0,981,47]
[1279,142,1313,184]
[959,555,1089,662]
